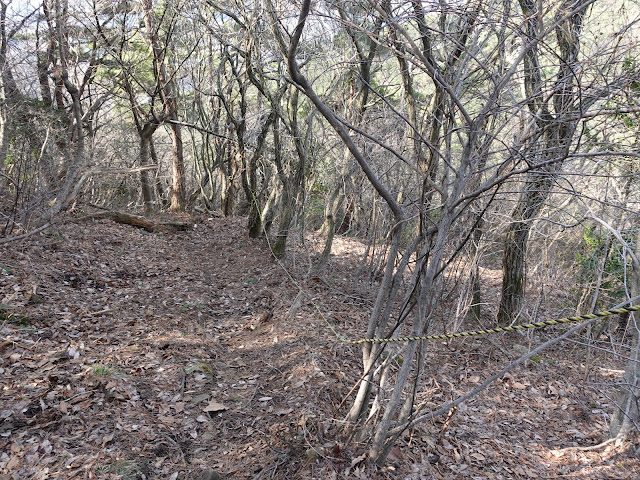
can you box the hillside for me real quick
[1,213,639,479]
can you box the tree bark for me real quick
[141,0,186,211]
[315,4,383,268]
[272,90,308,257]
[140,129,157,213]
[88,210,193,232]
[498,0,586,324]
[610,229,640,438]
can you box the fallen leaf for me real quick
[101,433,114,446]
[6,455,20,471]
[191,393,210,404]
[158,415,175,425]
[387,446,404,461]
[350,452,367,468]
[77,398,93,410]
[567,428,587,439]
[203,400,227,413]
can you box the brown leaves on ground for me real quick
[1,213,639,479]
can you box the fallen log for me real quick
[89,210,194,233]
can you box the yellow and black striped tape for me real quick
[345,304,640,345]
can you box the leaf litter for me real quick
[1,212,639,479]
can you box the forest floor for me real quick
[1,211,640,479]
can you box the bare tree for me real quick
[498,0,588,324]
[0,0,100,233]
[141,0,186,211]
[274,0,640,464]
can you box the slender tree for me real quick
[498,0,588,324]
[141,0,186,211]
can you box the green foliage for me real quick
[97,460,141,479]
[180,301,207,312]
[305,182,328,229]
[622,56,640,93]
[311,183,327,194]
[0,304,31,326]
[620,112,637,129]
[574,225,636,304]
[399,218,419,248]
[92,363,113,376]
[575,226,608,277]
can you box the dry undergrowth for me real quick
[1,212,639,479]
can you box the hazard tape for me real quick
[344,304,640,344]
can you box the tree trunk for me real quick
[45,0,87,220]
[260,179,280,238]
[242,109,277,238]
[499,219,529,324]
[610,231,640,438]
[141,0,185,211]
[468,218,484,322]
[498,0,586,324]
[271,114,290,257]
[315,5,383,268]
[271,89,308,257]
[168,121,186,211]
[140,132,156,213]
